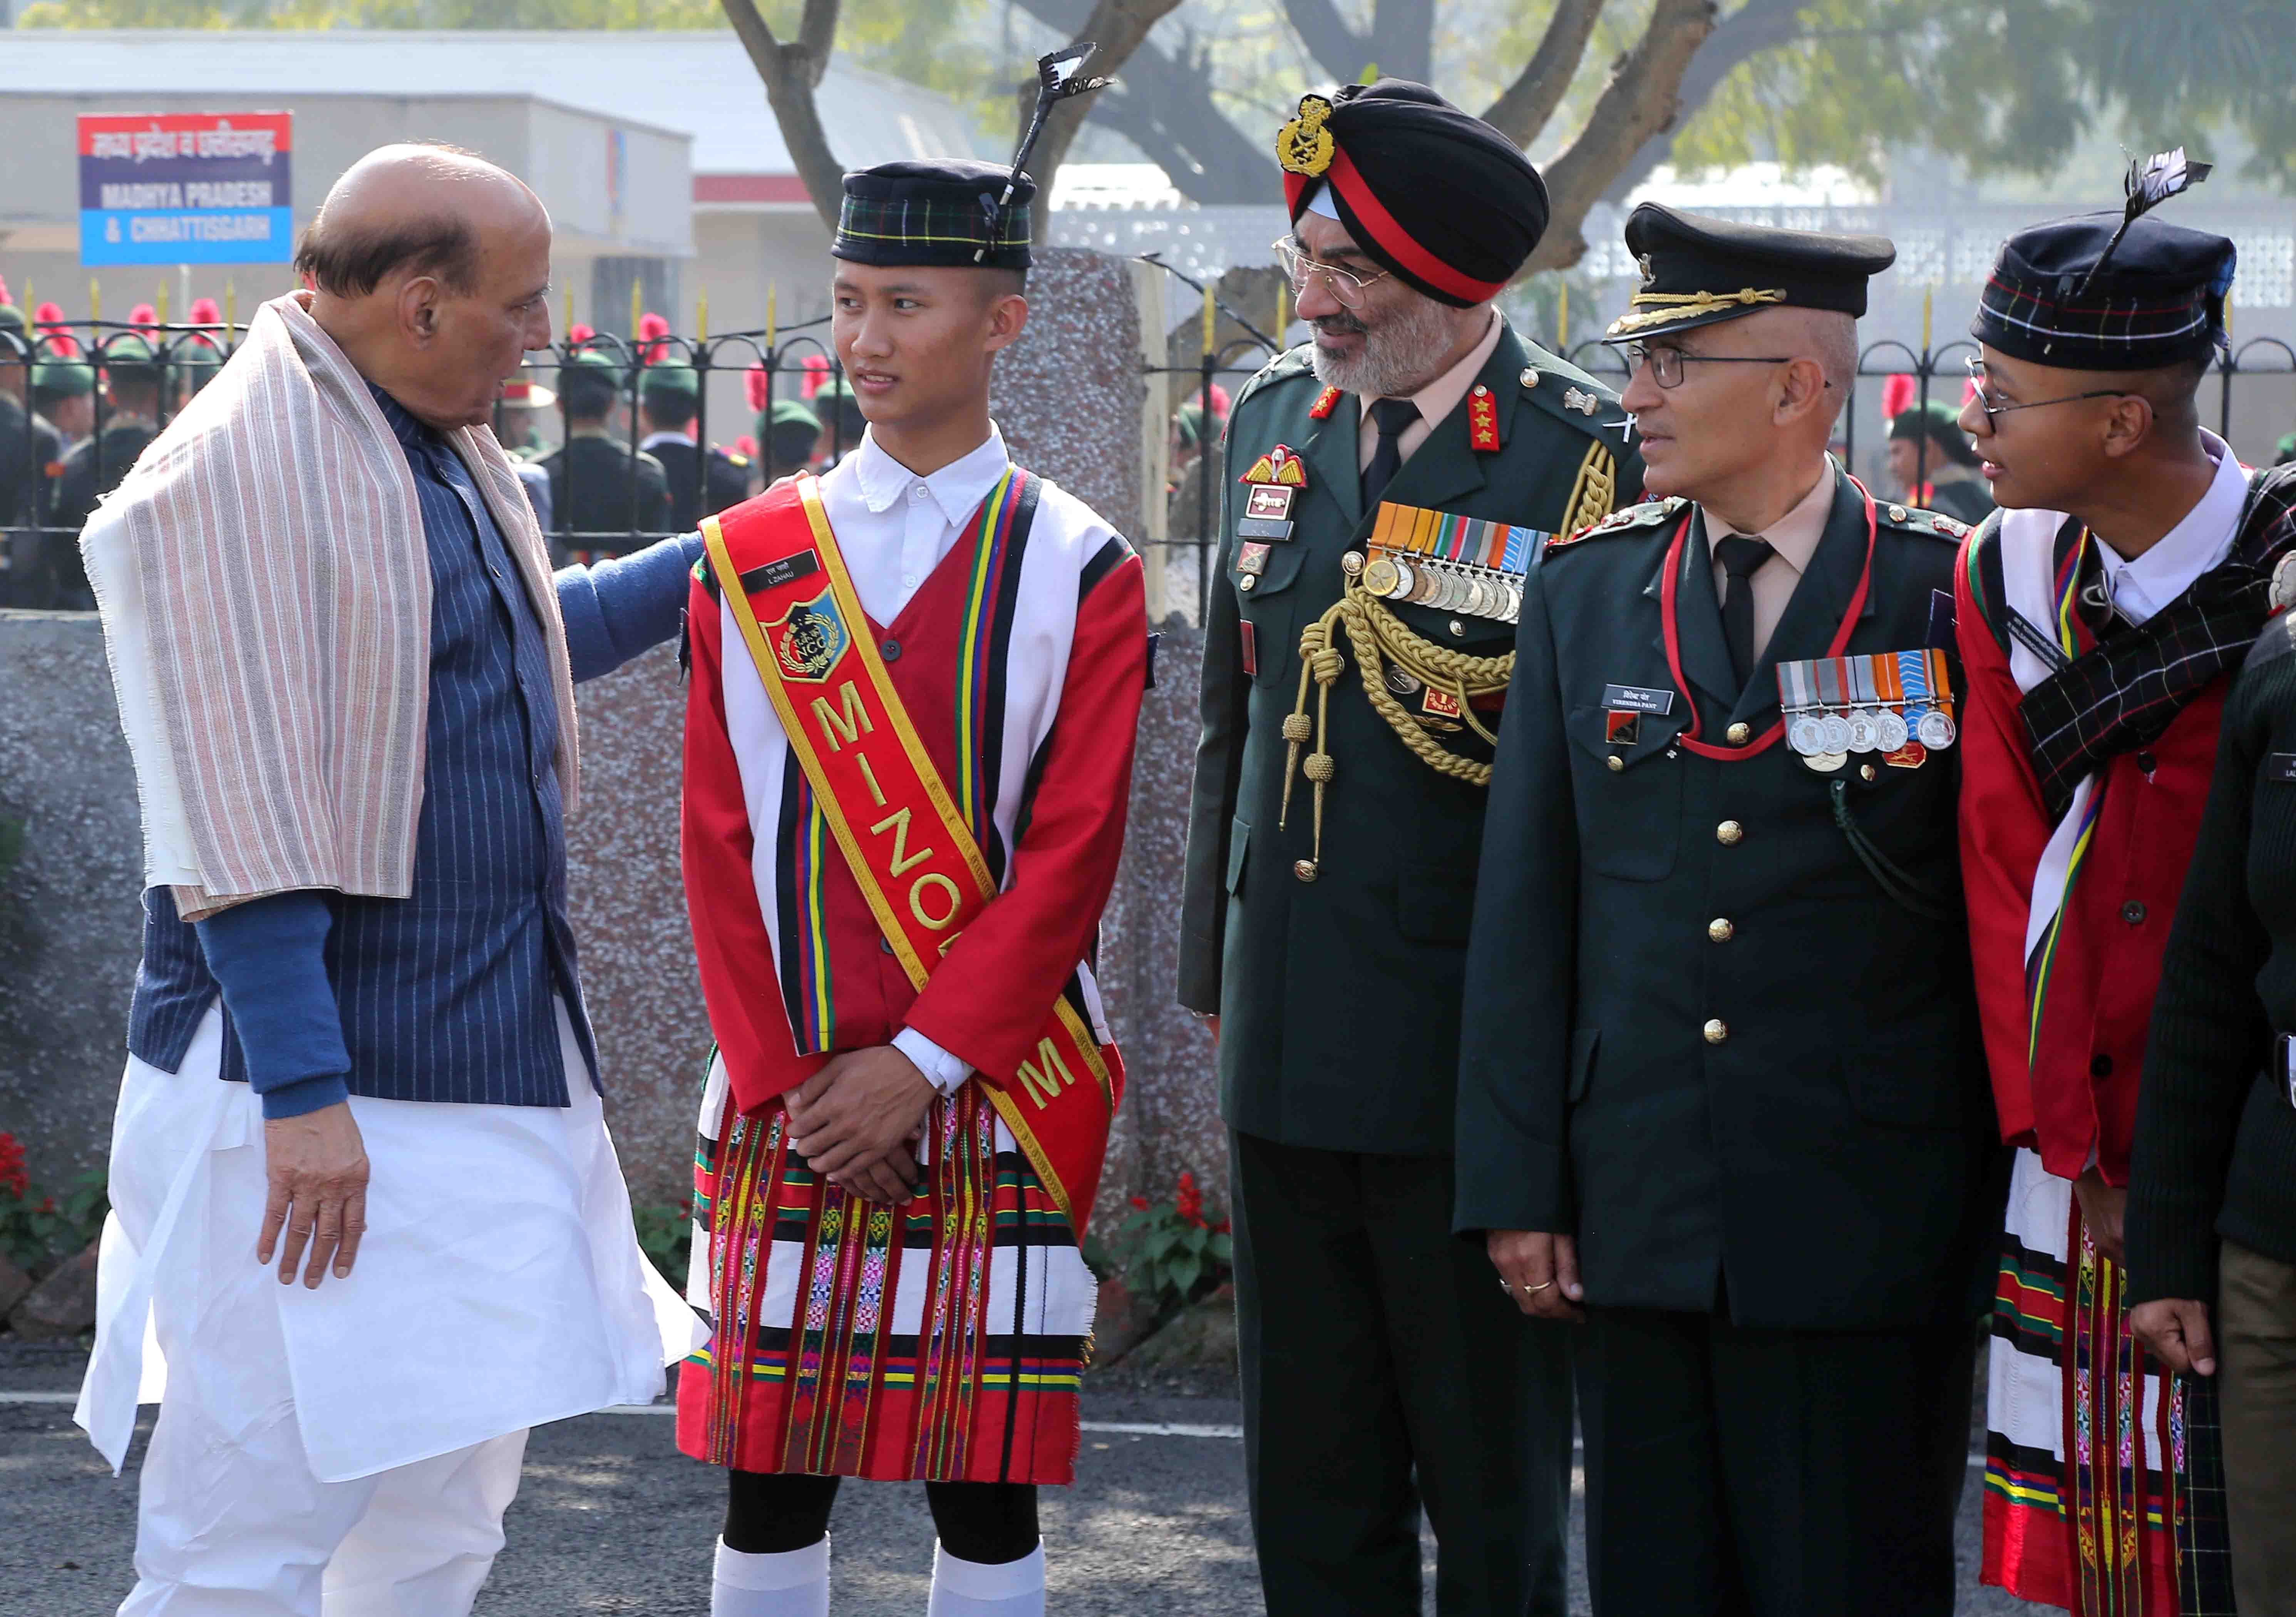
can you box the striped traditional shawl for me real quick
[89,290,578,922]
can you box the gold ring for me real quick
[1525,1281,1554,1293]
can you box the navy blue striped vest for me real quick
[127,388,598,1106]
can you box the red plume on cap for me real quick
[567,322,596,348]
[1206,382,1232,418]
[637,311,670,366]
[735,434,757,460]
[1881,373,1916,420]
[0,275,10,307]
[189,297,221,325]
[744,363,771,413]
[129,303,159,336]
[47,329,82,361]
[800,353,829,400]
[34,302,65,330]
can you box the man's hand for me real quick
[259,1101,369,1288]
[2132,1298,2218,1376]
[786,1047,936,1204]
[2074,1168,2128,1267]
[1487,1229,1584,1322]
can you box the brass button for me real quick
[1293,859,1319,883]
[1725,722,1750,746]
[1606,754,1624,773]
[1520,367,1538,388]
[1708,918,1734,943]
[1703,1019,1728,1045]
[1716,820,1743,845]
[1239,575,1256,593]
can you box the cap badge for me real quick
[1240,444,1310,487]
[1562,387,1600,416]
[1638,253,1655,281]
[1277,95,1336,179]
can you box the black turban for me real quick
[1278,80,1547,308]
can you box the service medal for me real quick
[1362,555,1401,596]
[1787,715,1825,755]
[1819,713,1852,754]
[1845,710,1879,753]
[1916,710,1957,749]
[1804,750,1848,773]
[1876,710,1910,753]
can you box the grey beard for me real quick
[1308,296,1462,399]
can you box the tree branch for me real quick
[1481,0,1606,147]
[1367,0,1434,83]
[720,0,846,231]
[1601,0,1809,201]
[1087,32,1283,203]
[1002,0,1187,236]
[1281,0,1369,82]
[1527,0,1719,271]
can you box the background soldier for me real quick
[636,357,748,530]
[1180,80,1638,1617]
[0,295,60,605]
[539,348,668,562]
[1458,206,1996,1617]
[758,395,821,483]
[48,333,168,606]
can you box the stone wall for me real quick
[0,248,1229,1232]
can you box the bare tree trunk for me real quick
[1525,0,1719,272]
[719,0,846,232]
[1283,0,1433,84]
[1481,0,1608,147]
[1600,0,1810,202]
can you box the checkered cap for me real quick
[1972,210,2234,371]
[835,159,1033,271]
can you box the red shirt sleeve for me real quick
[680,572,823,1114]
[902,552,1149,1080]
[1954,542,2046,1150]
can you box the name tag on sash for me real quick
[2267,753,2296,783]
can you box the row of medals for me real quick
[1785,703,1957,772]
[1346,550,1522,624]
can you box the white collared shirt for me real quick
[2091,429,2250,626]
[809,423,1015,1095]
[638,429,694,454]
[1355,308,1505,473]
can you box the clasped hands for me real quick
[1487,1229,1586,1322]
[785,1045,939,1204]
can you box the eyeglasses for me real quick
[1963,355,2130,428]
[1271,238,1392,311]
[1625,342,1795,390]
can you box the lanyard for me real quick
[1658,475,1880,761]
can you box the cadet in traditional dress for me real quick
[1953,161,2250,1617]
[1179,80,1637,1617]
[538,348,670,561]
[676,149,1147,1617]
[1457,207,1997,1617]
[638,356,750,530]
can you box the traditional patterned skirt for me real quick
[1983,1149,2234,1615]
[674,1053,1097,1484]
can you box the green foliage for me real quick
[1107,1170,1231,1317]
[631,1199,692,1289]
[0,1132,108,1276]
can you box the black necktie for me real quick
[1361,398,1420,509]
[1716,534,1775,688]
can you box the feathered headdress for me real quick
[187,296,224,353]
[636,310,672,366]
[977,42,1113,263]
[744,362,772,414]
[2076,147,2214,296]
[799,353,830,400]
[1881,373,1916,420]
[129,303,159,338]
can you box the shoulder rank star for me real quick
[1309,385,1343,420]
[1468,385,1501,452]
[1562,386,1600,416]
[1240,444,1310,487]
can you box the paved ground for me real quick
[3,1344,2024,1614]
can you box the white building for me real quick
[0,29,983,442]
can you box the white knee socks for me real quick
[925,1540,1046,1616]
[711,1536,830,1617]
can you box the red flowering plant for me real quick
[1105,1170,1233,1318]
[0,1132,109,1276]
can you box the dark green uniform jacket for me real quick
[47,420,156,608]
[648,437,750,532]
[540,432,670,557]
[1455,467,1996,1331]
[0,395,62,606]
[2130,599,2296,1306]
[1180,321,1640,1156]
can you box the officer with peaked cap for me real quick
[1456,203,1996,1616]
[1180,79,1639,1617]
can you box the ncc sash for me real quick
[701,473,1119,1234]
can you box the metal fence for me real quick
[10,316,2296,622]
[0,318,865,608]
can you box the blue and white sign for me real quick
[79,112,294,268]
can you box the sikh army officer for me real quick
[1179,80,1638,1617]
[1455,208,1997,1617]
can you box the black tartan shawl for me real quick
[1998,463,2296,820]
